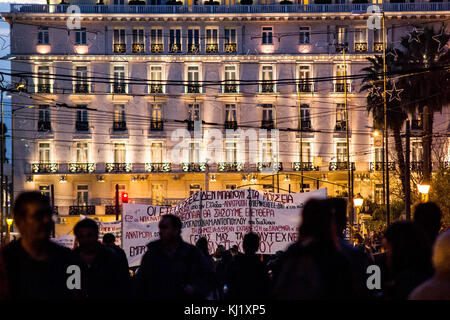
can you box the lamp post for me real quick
[353,195,363,236]
[417,184,430,202]
[5,217,12,244]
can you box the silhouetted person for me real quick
[73,219,130,299]
[215,249,232,300]
[409,230,450,300]
[414,202,442,246]
[134,215,215,300]
[0,192,78,299]
[326,197,374,298]
[225,233,271,300]
[383,221,433,300]
[273,199,355,299]
[195,237,211,260]
[230,245,242,258]
[102,233,129,270]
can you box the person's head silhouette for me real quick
[158,214,182,245]
[74,218,99,252]
[243,232,260,255]
[414,202,442,245]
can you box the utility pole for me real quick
[382,12,390,227]
[422,106,431,185]
[405,120,411,220]
[298,92,304,192]
[115,184,119,221]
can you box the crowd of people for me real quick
[0,191,449,300]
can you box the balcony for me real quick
[411,119,423,130]
[261,120,274,130]
[106,163,132,173]
[75,121,89,131]
[31,163,58,173]
[411,161,423,172]
[182,162,206,172]
[105,205,122,215]
[335,120,347,132]
[369,162,396,172]
[223,83,238,93]
[36,84,51,93]
[13,3,450,15]
[298,83,313,93]
[187,120,195,131]
[113,43,126,53]
[374,42,383,52]
[132,43,145,53]
[112,83,127,94]
[145,162,172,172]
[224,43,237,53]
[69,205,95,216]
[187,84,201,93]
[151,43,164,53]
[188,44,200,53]
[224,120,237,130]
[218,162,243,172]
[206,43,219,53]
[38,120,52,132]
[261,82,274,93]
[113,121,127,131]
[354,42,368,52]
[169,43,182,53]
[149,84,163,94]
[299,120,312,131]
[334,83,350,93]
[258,162,283,172]
[68,163,95,173]
[293,162,319,171]
[74,83,89,93]
[329,162,355,171]
[150,120,164,131]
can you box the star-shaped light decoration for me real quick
[407,27,424,43]
[432,26,448,53]
[368,85,383,98]
[386,80,404,102]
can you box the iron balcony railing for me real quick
[334,83,351,93]
[188,44,200,53]
[38,120,52,132]
[145,162,172,172]
[299,120,312,131]
[169,43,182,53]
[105,205,122,215]
[224,43,237,53]
[74,83,89,93]
[13,4,450,14]
[354,42,368,52]
[187,84,201,93]
[151,43,164,53]
[150,120,164,131]
[105,163,132,172]
[76,121,89,131]
[218,162,243,172]
[224,120,238,130]
[149,84,163,93]
[68,163,95,173]
[206,43,219,53]
[369,161,396,171]
[113,43,126,53]
[113,121,127,131]
[411,161,424,172]
[132,43,145,53]
[335,120,347,132]
[69,205,95,216]
[261,82,274,93]
[223,83,238,93]
[298,83,313,93]
[261,119,275,129]
[258,162,283,172]
[182,162,207,172]
[373,42,384,52]
[293,162,319,171]
[31,163,58,173]
[113,83,127,94]
[329,161,355,171]
[36,84,51,93]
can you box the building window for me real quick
[375,147,384,163]
[169,28,182,53]
[38,105,51,132]
[187,28,200,53]
[335,64,349,92]
[76,142,89,163]
[411,141,423,162]
[113,143,126,163]
[337,26,348,45]
[190,184,201,196]
[187,65,200,93]
[150,104,163,131]
[225,141,237,163]
[225,104,237,129]
[75,66,88,93]
[261,140,272,163]
[38,27,49,44]
[113,66,126,93]
[150,28,164,53]
[39,185,51,198]
[299,142,312,163]
[299,27,310,44]
[375,184,383,204]
[298,65,312,92]
[261,65,274,93]
[39,142,50,162]
[113,29,126,53]
[76,107,89,131]
[113,104,126,131]
[189,142,201,163]
[374,29,383,52]
[336,142,348,162]
[151,143,163,163]
[152,184,164,205]
[188,104,200,130]
[37,66,51,93]
[77,185,89,206]
[224,28,237,53]
[261,104,274,129]
[262,27,273,45]
[354,27,368,52]
[335,103,347,131]
[132,29,145,53]
[75,28,86,45]
[300,104,311,130]
[206,28,219,53]
[149,65,163,93]
[224,65,238,93]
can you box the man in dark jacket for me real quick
[103,233,129,270]
[72,219,130,299]
[0,192,79,300]
[134,214,214,300]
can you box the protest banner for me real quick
[98,220,122,247]
[52,235,76,249]
[123,188,326,267]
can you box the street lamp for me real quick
[417,184,430,202]
[5,217,13,244]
